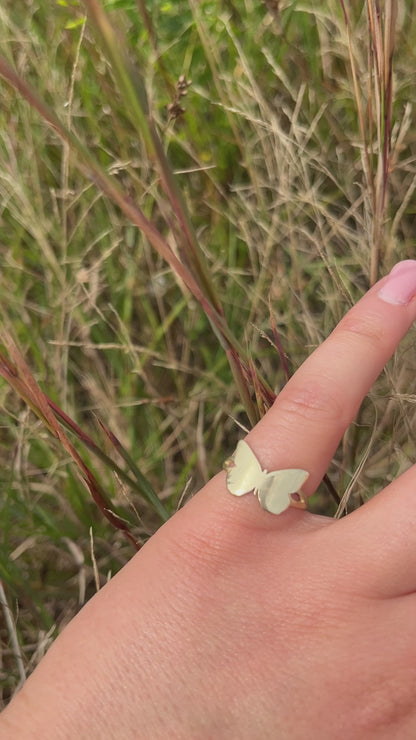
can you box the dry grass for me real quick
[1,0,416,704]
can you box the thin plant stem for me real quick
[0,54,275,422]
[0,580,26,688]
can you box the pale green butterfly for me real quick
[224,440,309,515]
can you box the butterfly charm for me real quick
[224,440,309,515]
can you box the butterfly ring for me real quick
[224,440,309,515]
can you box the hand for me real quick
[2,261,416,739]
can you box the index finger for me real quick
[242,260,416,512]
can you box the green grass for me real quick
[1,0,416,704]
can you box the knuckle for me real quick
[277,377,345,426]
[337,310,386,347]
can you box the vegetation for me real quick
[1,0,416,703]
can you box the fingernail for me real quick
[378,260,416,305]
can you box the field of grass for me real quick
[1,0,416,704]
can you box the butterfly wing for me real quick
[257,469,309,514]
[226,440,263,496]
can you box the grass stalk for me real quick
[0,334,141,549]
[83,0,224,317]
[49,402,170,523]
[0,52,275,422]
[0,581,26,690]
[340,0,397,283]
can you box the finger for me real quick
[219,261,416,523]
[331,464,416,596]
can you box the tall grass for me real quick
[1,0,416,702]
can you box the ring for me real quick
[224,440,309,515]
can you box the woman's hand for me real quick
[3,261,416,739]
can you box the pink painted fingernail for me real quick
[378,260,416,305]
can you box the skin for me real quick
[2,272,416,739]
